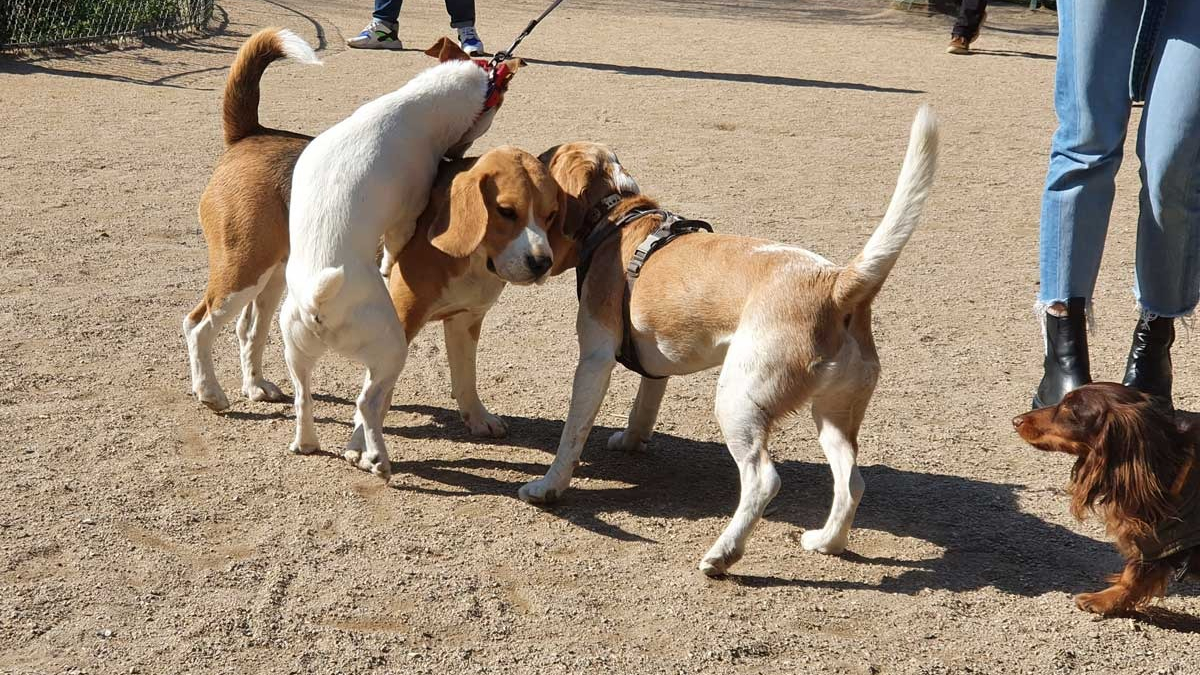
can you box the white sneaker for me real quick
[347,18,403,50]
[457,26,485,56]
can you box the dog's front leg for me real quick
[519,322,618,504]
[444,313,507,438]
[1075,560,1171,616]
[607,376,668,452]
[379,224,410,277]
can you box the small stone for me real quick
[97,629,113,638]
[82,518,96,525]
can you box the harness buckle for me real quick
[628,247,650,278]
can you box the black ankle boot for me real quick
[1034,297,1092,409]
[1122,316,1174,403]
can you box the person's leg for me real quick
[952,0,988,41]
[347,0,404,49]
[1039,0,1142,307]
[447,0,484,56]
[1034,0,1142,407]
[1133,3,1200,318]
[444,0,474,28]
[1123,1,1200,401]
[372,0,402,24]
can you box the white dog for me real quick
[279,42,520,480]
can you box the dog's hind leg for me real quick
[341,302,406,482]
[801,394,870,555]
[185,282,262,411]
[237,262,289,403]
[699,355,781,576]
[280,297,326,455]
[607,376,669,452]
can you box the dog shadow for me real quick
[1132,606,1200,633]
[371,402,1183,600]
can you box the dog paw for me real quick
[698,547,743,577]
[606,431,647,452]
[1074,591,1128,616]
[463,410,508,438]
[290,439,320,455]
[343,448,391,482]
[518,478,563,505]
[195,386,230,412]
[800,529,847,555]
[243,379,288,403]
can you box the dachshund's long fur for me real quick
[1014,382,1200,615]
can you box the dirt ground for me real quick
[2,0,1199,672]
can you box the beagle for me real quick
[525,107,939,575]
[279,43,526,480]
[386,146,569,438]
[183,27,320,411]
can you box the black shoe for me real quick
[1122,316,1174,405]
[1034,297,1092,409]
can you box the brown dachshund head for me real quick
[1013,382,1185,541]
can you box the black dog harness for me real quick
[575,194,713,379]
[1137,466,1200,581]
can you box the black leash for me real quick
[489,0,568,67]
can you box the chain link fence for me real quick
[1,0,215,50]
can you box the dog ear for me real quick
[429,173,488,258]
[1069,399,1182,538]
[424,37,471,62]
[561,193,587,240]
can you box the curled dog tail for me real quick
[223,27,321,145]
[298,267,346,321]
[833,105,939,310]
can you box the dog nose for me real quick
[526,254,552,277]
[1012,415,1025,430]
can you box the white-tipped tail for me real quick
[834,105,939,308]
[223,27,322,145]
[277,28,322,65]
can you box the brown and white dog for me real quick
[524,107,938,575]
[184,27,320,411]
[386,147,569,439]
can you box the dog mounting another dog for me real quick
[279,40,525,480]
[527,106,939,575]
[1015,382,1200,616]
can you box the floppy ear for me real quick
[561,193,587,240]
[424,37,471,61]
[429,173,488,258]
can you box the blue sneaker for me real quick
[457,26,485,57]
[347,18,403,50]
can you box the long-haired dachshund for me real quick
[1013,382,1200,615]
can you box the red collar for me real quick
[474,59,514,110]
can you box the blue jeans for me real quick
[1038,0,1200,318]
[373,0,475,28]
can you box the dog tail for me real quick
[834,105,938,309]
[298,267,346,320]
[223,27,321,146]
